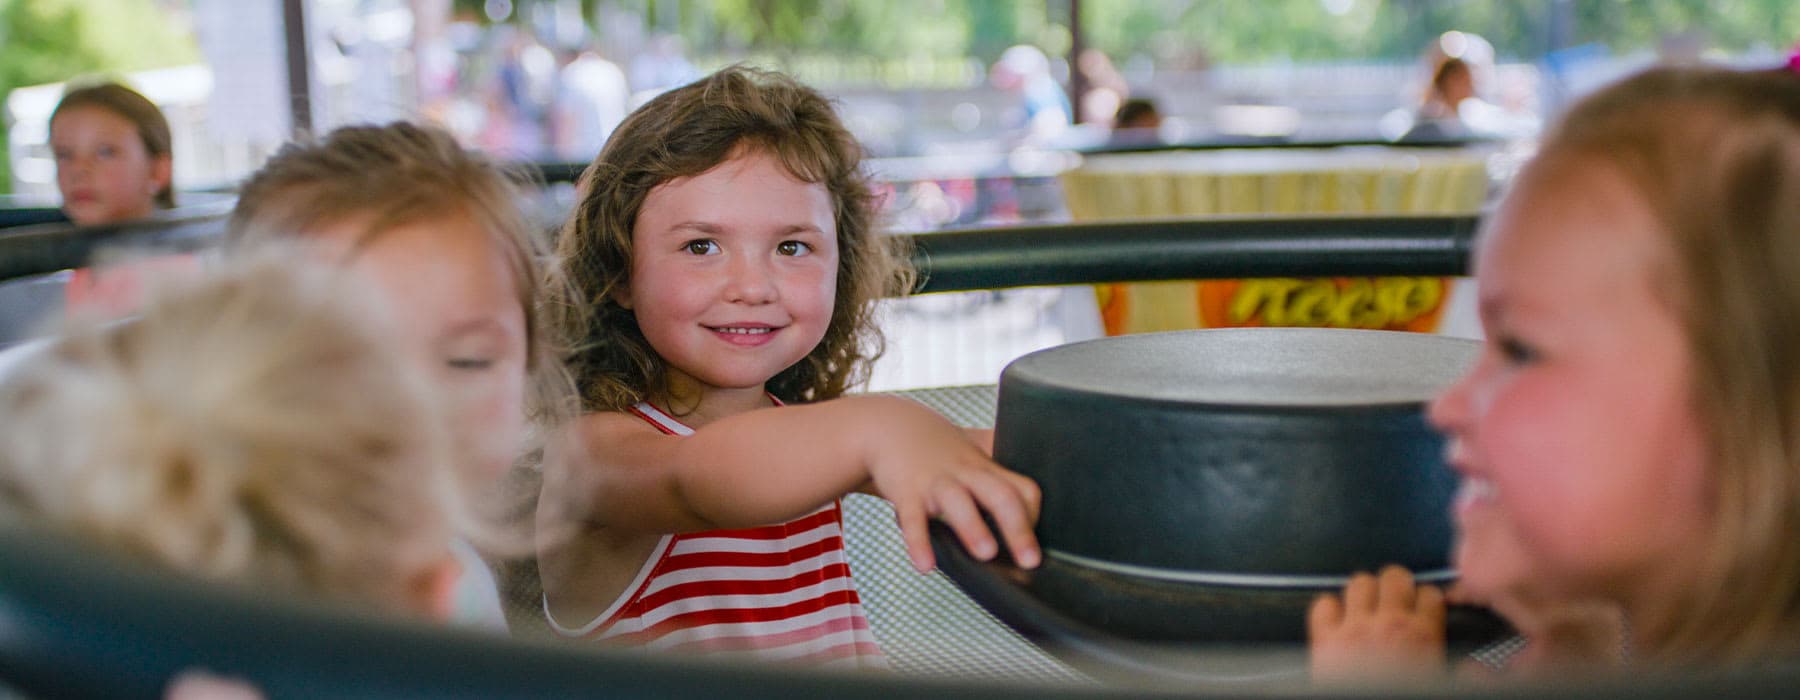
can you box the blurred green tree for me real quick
[0,0,101,195]
[461,0,1800,70]
[0,0,196,195]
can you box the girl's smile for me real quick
[708,323,783,346]
[1451,471,1494,521]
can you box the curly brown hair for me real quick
[554,65,914,411]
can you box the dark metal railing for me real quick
[911,215,1478,294]
[1,213,1479,288]
[0,213,231,283]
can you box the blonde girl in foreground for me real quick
[227,121,580,632]
[0,254,472,622]
[1310,65,1800,681]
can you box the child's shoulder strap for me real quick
[624,402,694,436]
[627,395,783,436]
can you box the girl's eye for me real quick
[683,239,719,255]
[447,358,494,371]
[776,240,812,256]
[96,146,117,159]
[1497,335,1538,365]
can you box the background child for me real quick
[50,81,174,226]
[49,82,192,319]
[1309,64,1800,680]
[0,254,468,619]
[538,65,1040,669]
[226,121,579,632]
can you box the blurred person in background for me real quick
[1401,57,1478,141]
[49,82,173,226]
[1397,31,1538,143]
[990,44,1071,147]
[628,33,700,104]
[1075,48,1129,126]
[48,82,197,321]
[551,43,630,163]
[487,25,558,157]
[1105,96,1165,148]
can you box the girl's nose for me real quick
[1427,358,1479,435]
[725,256,777,304]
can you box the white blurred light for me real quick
[1440,31,1470,59]
[1213,104,1301,138]
[15,157,54,185]
[484,0,513,23]
[951,102,982,132]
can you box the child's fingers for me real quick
[1007,472,1042,523]
[893,500,935,573]
[1455,657,1499,681]
[1342,571,1377,613]
[1309,592,1344,634]
[962,427,995,455]
[932,488,999,562]
[1416,583,1447,626]
[965,472,1041,568]
[1443,581,1473,606]
[1377,564,1417,611]
[991,500,1041,570]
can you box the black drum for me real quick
[984,327,1489,644]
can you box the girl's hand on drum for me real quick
[1308,565,1447,684]
[859,398,1040,573]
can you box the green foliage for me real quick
[1077,0,1796,66]
[1570,0,1800,55]
[0,0,198,194]
[0,0,102,93]
[1,0,100,195]
[455,0,1800,71]
[75,0,200,72]
[614,0,1798,68]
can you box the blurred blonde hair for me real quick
[225,121,579,430]
[1536,65,1800,664]
[0,253,466,612]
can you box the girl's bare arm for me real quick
[549,394,1041,572]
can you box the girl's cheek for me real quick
[1481,379,1582,527]
[446,378,526,479]
[482,366,530,462]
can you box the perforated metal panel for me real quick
[841,493,1093,684]
[843,385,1093,684]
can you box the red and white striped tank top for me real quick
[546,401,887,670]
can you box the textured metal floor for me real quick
[842,385,1095,685]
